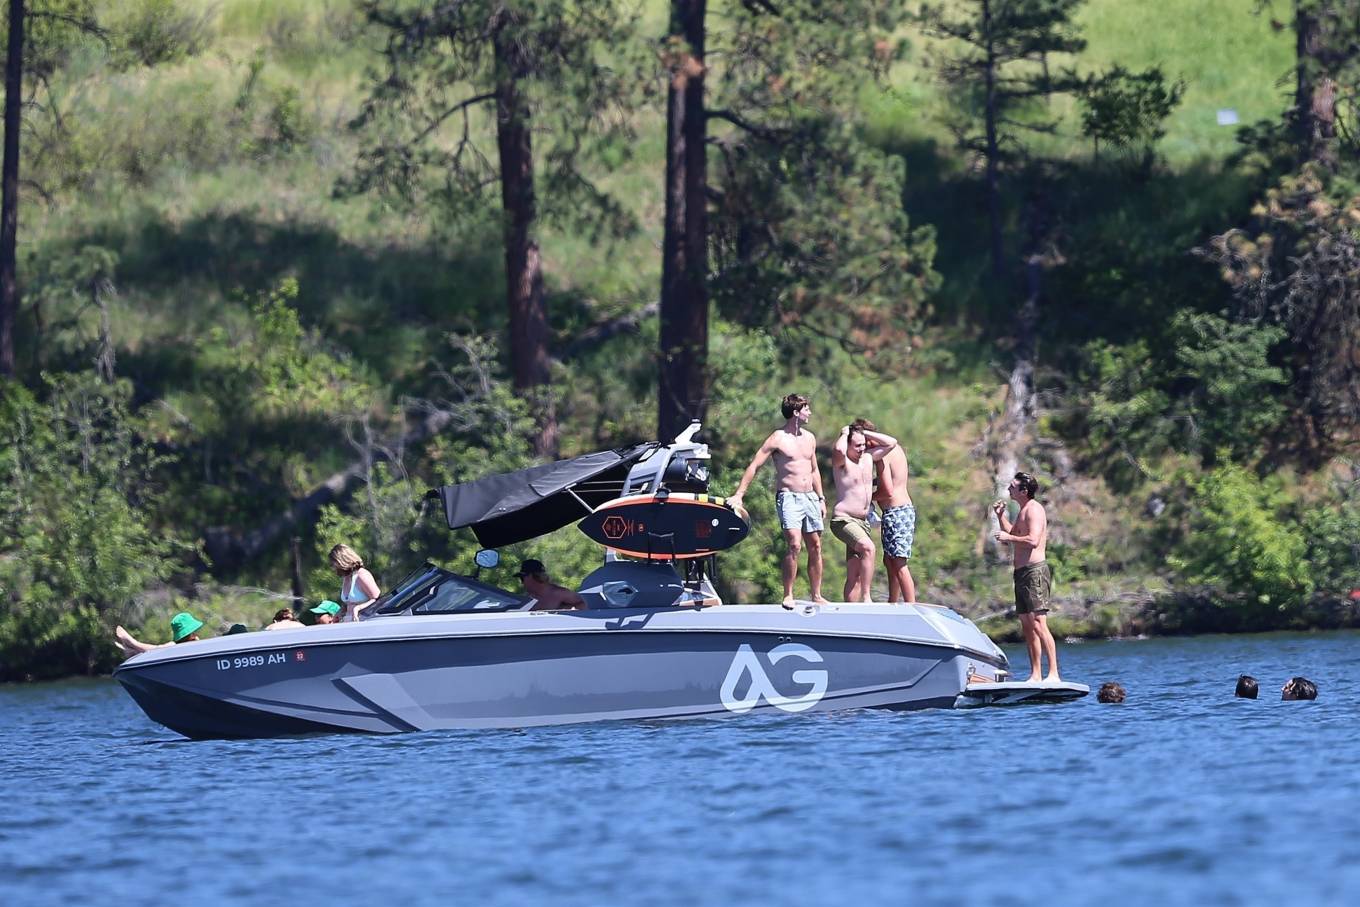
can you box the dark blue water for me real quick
[3,632,1357,906]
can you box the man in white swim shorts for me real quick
[728,393,829,608]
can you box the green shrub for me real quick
[113,0,216,69]
[1168,311,1288,462]
[0,376,184,679]
[1168,462,1313,617]
[1303,480,1360,598]
[1073,311,1287,488]
[310,333,544,597]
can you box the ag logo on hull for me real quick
[720,643,828,714]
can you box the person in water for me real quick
[329,544,381,622]
[516,559,586,611]
[727,393,830,608]
[992,471,1060,684]
[1281,677,1317,701]
[114,611,205,656]
[1097,682,1126,703]
[830,421,898,602]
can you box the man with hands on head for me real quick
[830,421,898,602]
[727,392,829,609]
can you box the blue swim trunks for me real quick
[881,504,916,559]
[776,491,824,533]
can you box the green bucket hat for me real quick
[170,611,205,642]
[310,600,340,617]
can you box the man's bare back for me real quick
[872,444,913,510]
[527,580,586,611]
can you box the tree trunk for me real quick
[658,0,709,443]
[985,193,1045,560]
[1293,2,1337,163]
[1294,1,1337,168]
[493,26,556,458]
[0,0,25,377]
[982,0,1004,279]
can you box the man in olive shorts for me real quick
[992,471,1060,683]
[830,422,897,601]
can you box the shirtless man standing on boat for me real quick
[728,393,829,608]
[861,418,917,603]
[831,421,898,602]
[992,471,1060,683]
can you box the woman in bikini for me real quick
[328,544,382,622]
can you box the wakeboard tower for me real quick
[433,420,744,609]
[572,422,745,605]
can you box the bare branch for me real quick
[412,90,495,145]
[705,107,778,139]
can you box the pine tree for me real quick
[349,1,638,457]
[916,0,1086,277]
[0,0,102,378]
[657,0,933,438]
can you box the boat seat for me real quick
[576,561,688,609]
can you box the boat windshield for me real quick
[371,565,443,615]
[372,564,527,616]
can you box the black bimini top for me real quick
[429,443,656,548]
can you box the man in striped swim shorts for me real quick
[860,418,918,603]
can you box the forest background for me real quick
[1,0,1357,680]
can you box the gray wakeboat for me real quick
[115,425,1012,739]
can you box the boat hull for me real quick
[115,603,1007,739]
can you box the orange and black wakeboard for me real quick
[577,492,750,559]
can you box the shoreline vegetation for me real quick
[0,0,1357,681]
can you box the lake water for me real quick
[2,632,1357,906]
